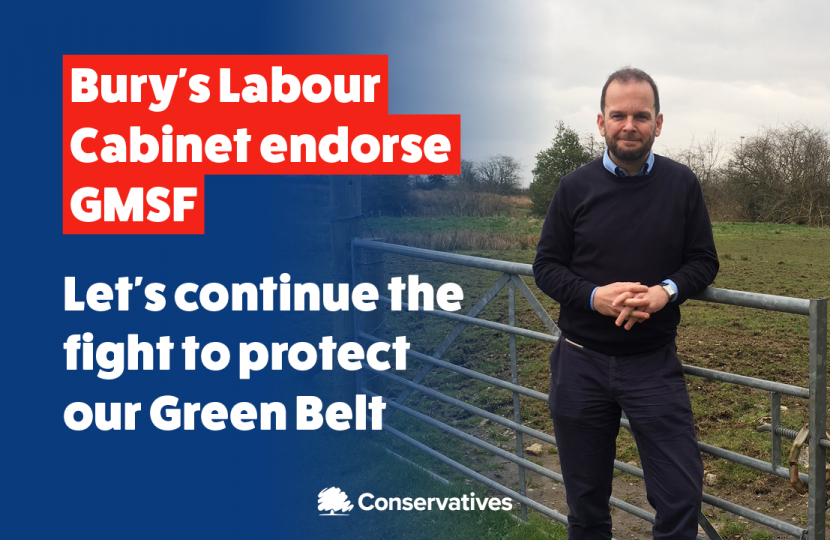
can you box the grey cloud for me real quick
[379,0,830,185]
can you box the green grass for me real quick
[717,519,748,539]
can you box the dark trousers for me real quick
[548,338,703,540]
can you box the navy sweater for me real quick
[533,156,719,356]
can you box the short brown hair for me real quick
[600,67,660,114]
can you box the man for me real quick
[532,67,719,540]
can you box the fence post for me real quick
[330,175,361,402]
[770,391,782,473]
[807,298,827,540]
[509,277,527,521]
[352,240,367,398]
[361,245,386,398]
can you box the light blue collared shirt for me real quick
[589,149,677,310]
[602,148,655,177]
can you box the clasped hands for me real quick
[593,282,670,330]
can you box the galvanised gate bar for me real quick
[351,238,828,540]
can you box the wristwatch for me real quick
[661,282,676,302]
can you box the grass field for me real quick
[363,218,830,537]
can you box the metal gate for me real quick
[351,237,827,540]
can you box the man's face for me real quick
[597,80,663,162]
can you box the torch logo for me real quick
[318,487,354,516]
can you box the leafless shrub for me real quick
[725,123,830,226]
[665,125,830,225]
[666,133,745,221]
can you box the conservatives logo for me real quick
[318,487,512,515]
[318,487,354,516]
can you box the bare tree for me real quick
[725,123,830,225]
[475,155,523,195]
[665,133,742,220]
[581,133,606,161]
[668,132,726,188]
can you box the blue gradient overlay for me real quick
[1,1,455,538]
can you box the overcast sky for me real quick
[379,0,830,185]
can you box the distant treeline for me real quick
[526,121,830,226]
[360,155,528,217]
[343,121,830,226]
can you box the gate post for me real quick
[360,245,386,397]
[351,237,386,401]
[808,298,827,540]
[509,278,528,521]
[330,175,361,402]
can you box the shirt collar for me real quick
[602,148,655,177]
